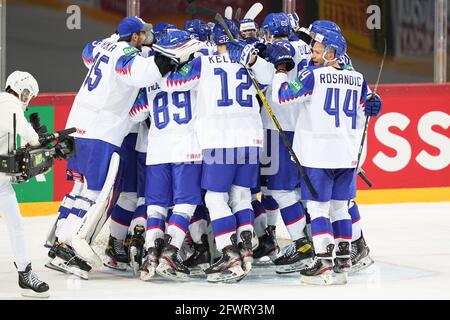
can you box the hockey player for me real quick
[104,31,156,273]
[231,12,315,273]
[158,19,263,283]
[103,122,140,271]
[301,20,375,273]
[129,29,207,281]
[126,119,150,275]
[0,71,50,297]
[48,16,179,278]
[184,19,215,56]
[271,29,382,285]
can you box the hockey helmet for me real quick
[5,71,39,110]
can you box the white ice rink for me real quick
[1,202,449,300]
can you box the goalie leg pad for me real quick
[72,152,120,266]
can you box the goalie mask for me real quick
[5,71,39,111]
[152,29,207,64]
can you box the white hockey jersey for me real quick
[129,84,201,165]
[66,38,163,147]
[272,66,369,169]
[161,53,263,150]
[135,121,148,154]
[252,39,311,131]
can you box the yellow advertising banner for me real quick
[319,0,374,52]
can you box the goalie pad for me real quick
[72,152,121,266]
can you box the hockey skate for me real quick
[183,234,211,277]
[205,245,245,283]
[349,233,374,274]
[104,235,129,271]
[128,225,146,276]
[253,226,279,264]
[44,240,68,274]
[140,238,164,281]
[300,244,335,286]
[333,242,352,285]
[49,242,92,280]
[17,263,50,298]
[274,237,314,274]
[156,235,190,281]
[238,230,254,275]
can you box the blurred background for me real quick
[2,0,449,92]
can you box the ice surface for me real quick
[1,202,449,300]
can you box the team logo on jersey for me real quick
[178,64,192,76]
[289,79,303,93]
[123,46,139,56]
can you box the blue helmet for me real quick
[310,20,341,34]
[184,19,211,42]
[153,22,177,41]
[314,29,346,59]
[156,29,192,47]
[301,20,341,40]
[212,18,239,44]
[262,12,291,37]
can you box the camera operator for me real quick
[0,71,50,298]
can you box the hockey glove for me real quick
[364,93,382,117]
[154,53,178,77]
[254,42,268,59]
[266,40,295,72]
[226,40,258,66]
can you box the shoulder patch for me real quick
[178,64,192,76]
[123,46,139,56]
[289,79,303,93]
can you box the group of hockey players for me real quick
[42,3,382,289]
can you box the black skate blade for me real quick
[275,258,313,274]
[45,261,68,274]
[20,288,50,299]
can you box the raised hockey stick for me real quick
[234,7,242,21]
[244,2,263,20]
[215,13,318,198]
[355,39,387,187]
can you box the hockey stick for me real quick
[355,39,387,187]
[235,7,242,21]
[244,2,263,20]
[215,13,318,198]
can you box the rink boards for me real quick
[16,84,450,216]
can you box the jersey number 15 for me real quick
[84,53,109,91]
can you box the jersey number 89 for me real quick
[153,91,192,129]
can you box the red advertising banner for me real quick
[26,84,450,208]
[359,84,450,190]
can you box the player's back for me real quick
[145,82,201,164]
[195,54,263,150]
[294,66,367,169]
[67,39,147,147]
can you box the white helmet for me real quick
[5,71,39,109]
